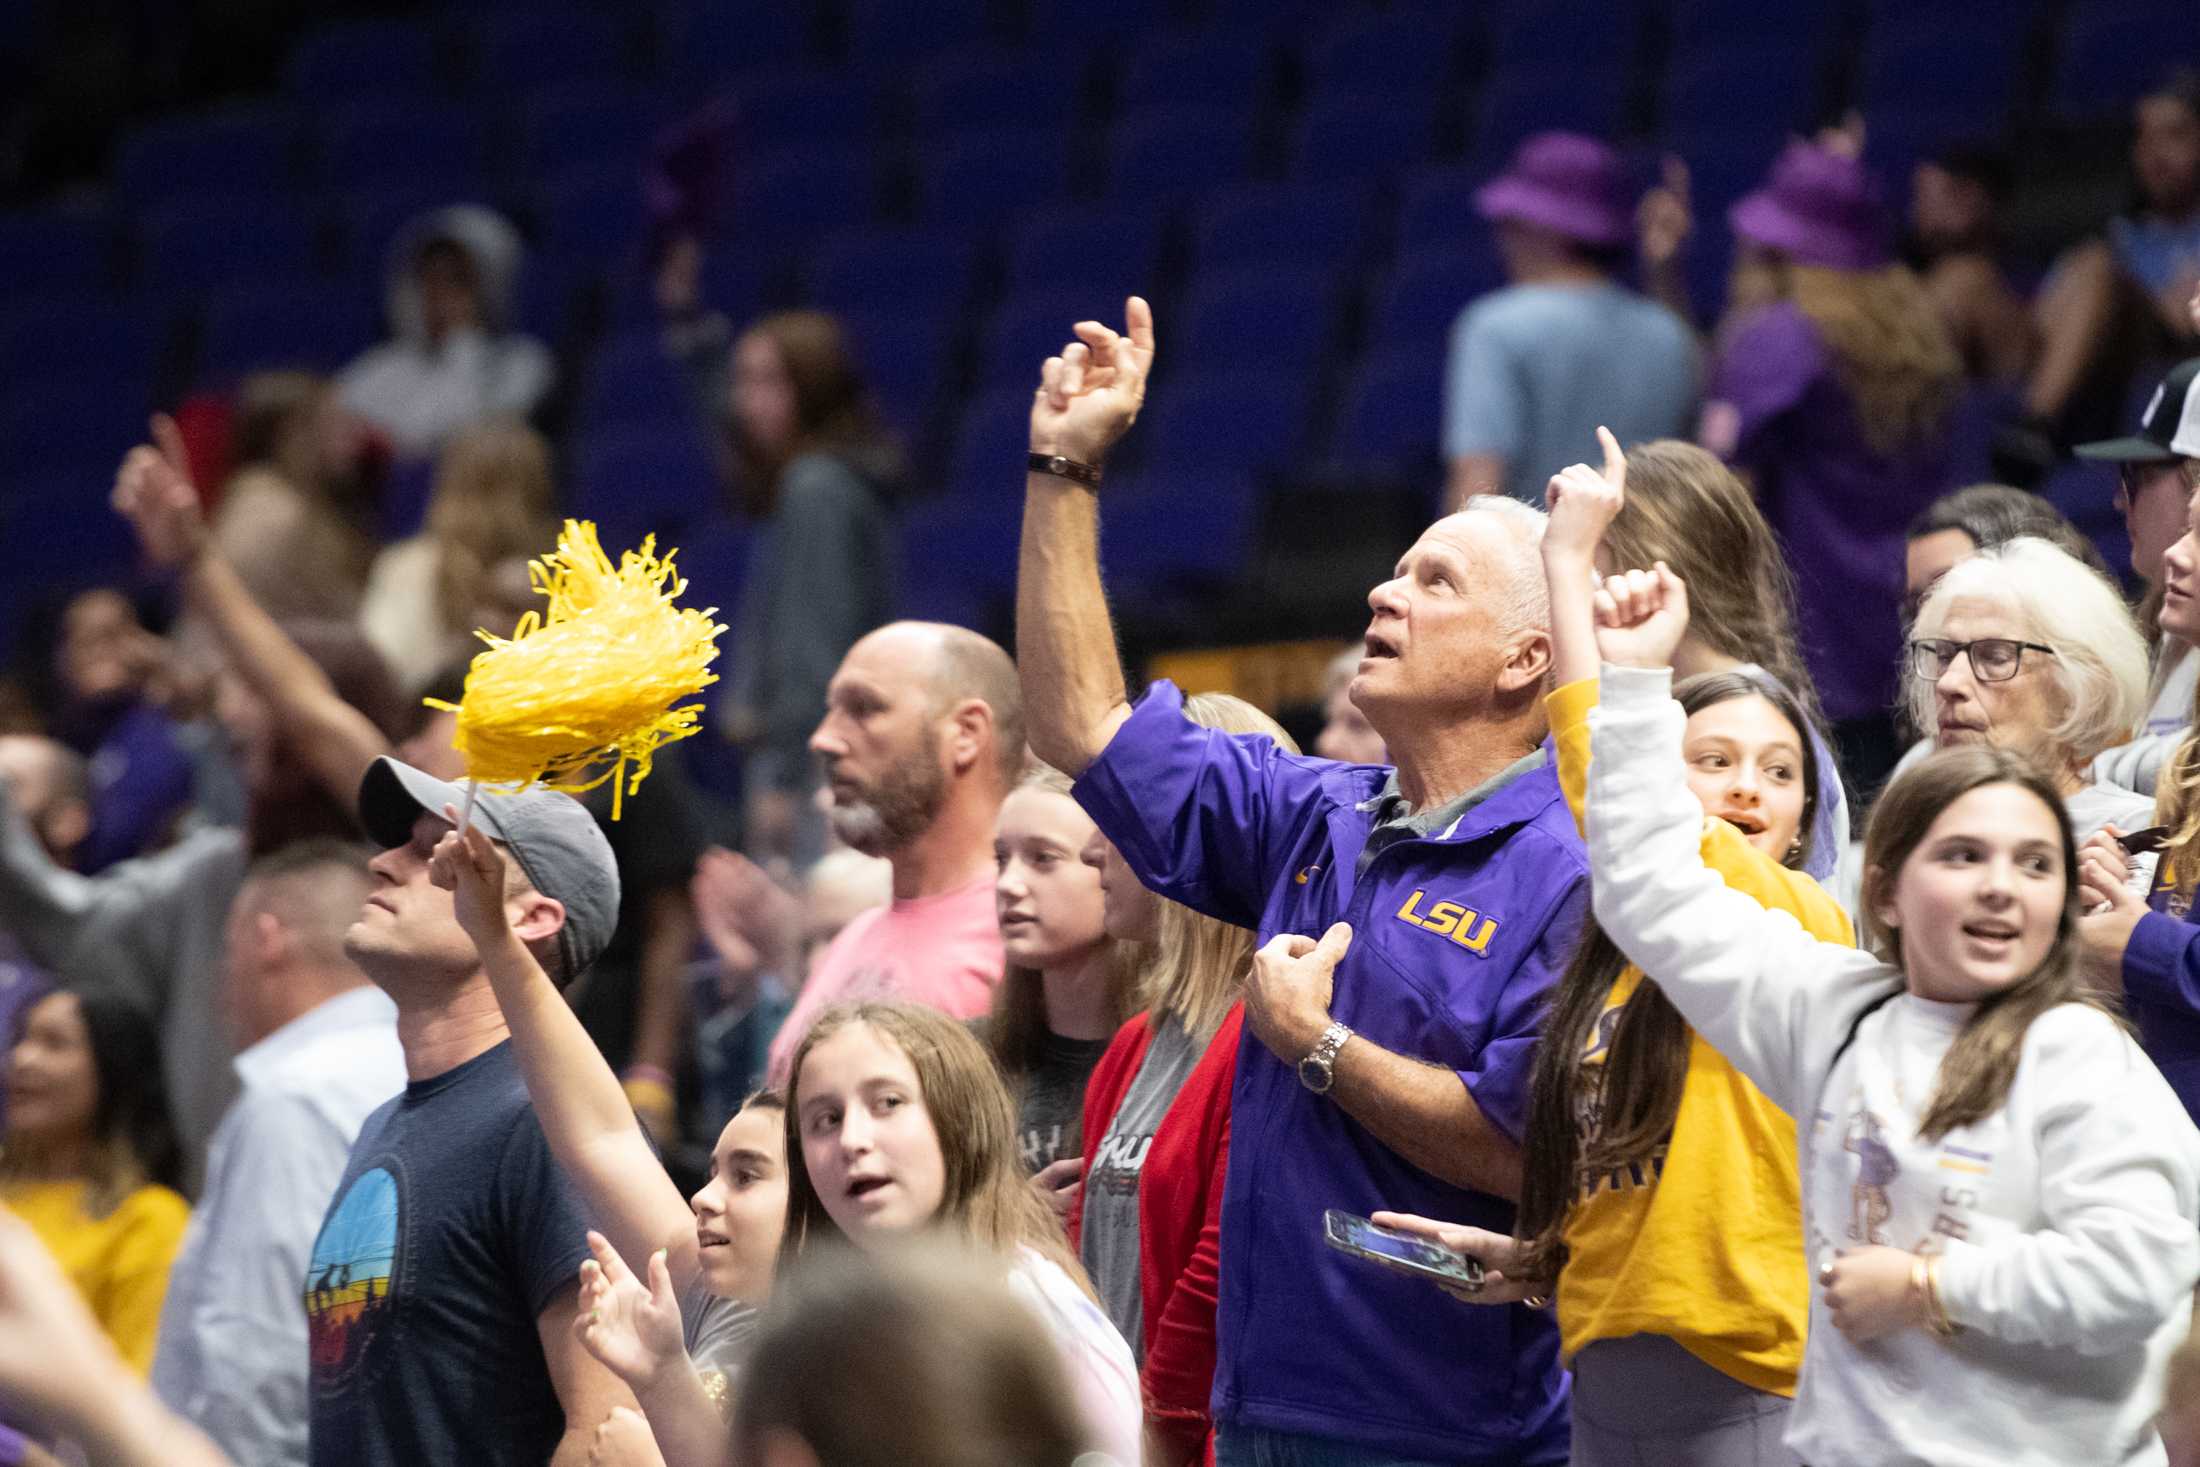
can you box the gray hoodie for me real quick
[336,204,554,459]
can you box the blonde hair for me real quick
[982,763,1145,1143]
[1147,693,1303,1040]
[424,420,557,635]
[1788,264,1961,457]
[1906,537,2150,769]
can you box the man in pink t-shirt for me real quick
[766,622,1019,1084]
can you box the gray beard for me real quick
[825,737,948,857]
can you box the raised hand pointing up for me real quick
[1029,295,1157,471]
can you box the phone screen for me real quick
[1322,1210,1483,1285]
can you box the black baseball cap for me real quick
[358,757,622,979]
[2075,358,2200,464]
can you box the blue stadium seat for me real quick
[114,104,300,208]
[578,327,696,434]
[1661,42,1821,141]
[846,0,995,62]
[730,143,877,258]
[1670,0,1834,51]
[1023,0,1177,49]
[140,196,323,293]
[1,388,151,483]
[1396,164,1497,257]
[731,70,877,153]
[2052,4,2195,119]
[569,423,722,551]
[0,294,167,400]
[1330,347,1446,471]
[284,17,446,100]
[1174,264,1339,373]
[1303,7,1465,100]
[919,128,1071,232]
[2,473,140,579]
[0,206,120,292]
[515,84,666,178]
[807,225,980,318]
[1006,201,1167,299]
[469,9,633,91]
[911,46,1086,135]
[533,165,652,279]
[1472,65,1627,164]
[1369,246,1507,357]
[1484,0,1648,77]
[1288,91,1439,183]
[1192,179,1373,274]
[1119,27,1277,116]
[1861,14,2026,136]
[840,305,956,444]
[1106,106,1253,201]
[1104,369,1312,581]
[197,282,379,383]
[651,0,816,83]
[975,288,1120,397]
[947,384,1051,504]
[897,495,1015,627]
[318,101,493,195]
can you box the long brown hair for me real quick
[1515,672,1822,1278]
[1788,263,1961,458]
[777,1002,1094,1295]
[1860,745,2097,1140]
[1145,693,1303,1039]
[423,420,557,635]
[733,311,903,509]
[1601,440,1820,724]
[983,764,1146,1148]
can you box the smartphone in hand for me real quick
[1322,1209,1485,1288]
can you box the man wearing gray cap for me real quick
[303,757,632,1467]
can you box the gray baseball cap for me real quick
[358,756,622,980]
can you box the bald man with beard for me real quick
[762,621,1022,1084]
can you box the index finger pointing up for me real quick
[1596,425,1625,488]
[1125,295,1155,356]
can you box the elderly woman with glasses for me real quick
[1905,535,2155,862]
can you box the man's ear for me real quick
[43,799,91,861]
[508,890,567,949]
[1496,628,1554,694]
[248,909,290,969]
[942,697,996,777]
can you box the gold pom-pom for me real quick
[427,519,724,818]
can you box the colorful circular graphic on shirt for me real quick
[306,1166,400,1390]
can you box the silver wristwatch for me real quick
[1297,1021,1353,1094]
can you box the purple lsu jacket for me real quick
[1075,682,1583,1464]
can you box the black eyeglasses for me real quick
[1909,637,2058,683]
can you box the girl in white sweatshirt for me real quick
[1582,563,2200,1467]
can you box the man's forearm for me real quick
[1015,473,1131,775]
[1328,1038,1522,1200]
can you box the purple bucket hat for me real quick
[1474,131,1633,248]
[1729,140,1892,271]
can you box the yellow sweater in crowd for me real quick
[2,1177,189,1375]
[1548,678,1852,1397]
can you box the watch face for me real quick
[1298,1056,1332,1092]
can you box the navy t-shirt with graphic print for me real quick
[305,1041,596,1467]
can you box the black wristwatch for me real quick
[1027,451,1103,488]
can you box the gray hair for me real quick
[1906,535,2149,765]
[1456,494,1551,637]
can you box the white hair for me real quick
[1906,535,2149,764]
[1454,494,1550,636]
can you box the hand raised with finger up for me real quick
[1542,426,1628,567]
[111,414,210,570]
[1029,296,1157,470]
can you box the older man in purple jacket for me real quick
[1016,298,1581,1466]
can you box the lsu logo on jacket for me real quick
[1394,889,1499,955]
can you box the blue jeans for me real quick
[1212,1426,1474,1467]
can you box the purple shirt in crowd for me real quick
[1706,300,1957,725]
[66,700,195,874]
[2120,876,2200,1125]
[1074,681,1581,1465]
